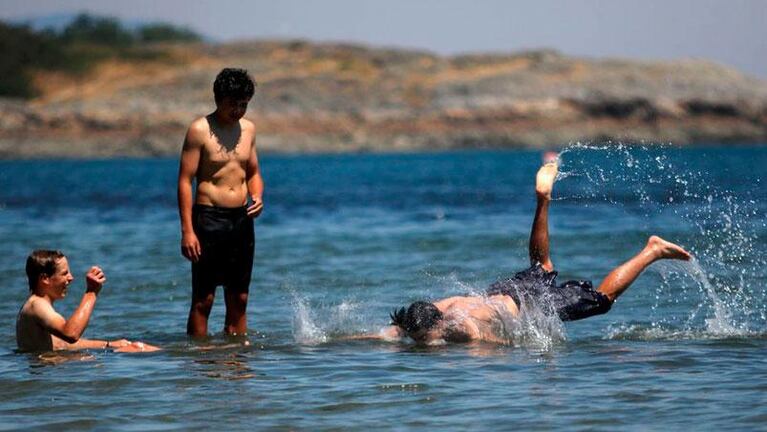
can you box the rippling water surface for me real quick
[0,145,765,430]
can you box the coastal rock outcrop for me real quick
[1,41,766,157]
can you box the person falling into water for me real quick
[16,250,160,353]
[178,68,264,337]
[373,153,692,344]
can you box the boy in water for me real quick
[16,250,159,353]
[379,153,691,344]
[178,68,264,337]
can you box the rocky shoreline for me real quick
[1,41,766,158]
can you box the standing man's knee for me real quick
[223,289,249,334]
[236,292,248,308]
[191,292,215,315]
[226,290,249,311]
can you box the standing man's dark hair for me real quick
[213,68,256,103]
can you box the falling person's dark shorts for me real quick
[191,204,254,296]
[486,263,612,321]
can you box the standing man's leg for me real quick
[187,213,218,337]
[223,214,254,335]
[224,289,248,334]
[529,152,559,272]
[188,282,216,337]
[597,236,691,302]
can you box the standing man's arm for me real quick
[245,127,264,218]
[178,123,204,262]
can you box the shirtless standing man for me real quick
[16,250,159,353]
[178,68,264,337]
[378,154,692,344]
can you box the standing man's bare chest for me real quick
[204,127,252,163]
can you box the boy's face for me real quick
[41,257,74,300]
[216,96,251,123]
[408,321,445,344]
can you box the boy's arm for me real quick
[53,336,108,350]
[55,337,161,352]
[35,302,89,345]
[178,122,204,262]
[245,126,264,218]
[34,267,105,344]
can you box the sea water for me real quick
[0,145,765,430]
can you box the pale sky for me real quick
[2,0,766,78]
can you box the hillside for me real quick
[1,40,766,157]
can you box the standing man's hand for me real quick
[181,232,202,262]
[247,196,263,218]
[85,266,106,294]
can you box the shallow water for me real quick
[0,145,766,430]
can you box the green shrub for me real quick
[0,22,67,97]
[61,13,134,46]
[139,23,201,43]
[0,14,202,98]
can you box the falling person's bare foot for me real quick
[647,235,692,261]
[536,152,559,199]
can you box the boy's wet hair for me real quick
[390,301,443,335]
[26,250,65,291]
[213,68,256,103]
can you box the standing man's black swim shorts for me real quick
[487,263,612,321]
[191,204,254,295]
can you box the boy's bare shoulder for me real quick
[27,296,55,316]
[18,296,34,316]
[18,296,50,323]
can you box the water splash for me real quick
[291,293,327,344]
[294,142,764,344]
[685,259,740,335]
[559,142,766,340]
[501,296,567,350]
[291,292,374,344]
